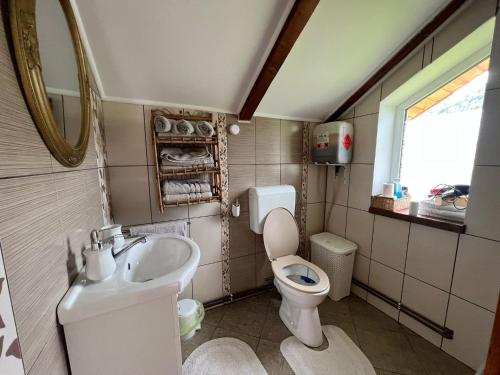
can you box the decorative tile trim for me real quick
[299,122,310,259]
[216,113,231,295]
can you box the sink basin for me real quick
[58,233,200,325]
[124,235,198,286]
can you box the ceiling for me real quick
[72,0,450,120]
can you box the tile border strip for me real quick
[216,113,231,295]
[299,122,310,259]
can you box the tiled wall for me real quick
[103,103,226,303]
[328,0,499,369]
[226,116,325,293]
[103,104,326,299]
[0,11,108,375]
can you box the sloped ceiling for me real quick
[72,0,449,120]
[256,0,448,120]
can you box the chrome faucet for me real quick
[113,235,147,258]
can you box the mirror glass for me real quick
[36,0,82,146]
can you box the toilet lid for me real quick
[263,208,299,260]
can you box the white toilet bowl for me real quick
[262,208,330,348]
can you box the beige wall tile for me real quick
[230,255,256,293]
[255,117,280,164]
[381,48,424,99]
[452,234,500,312]
[352,114,378,164]
[368,260,403,302]
[422,38,434,68]
[307,165,326,203]
[280,120,303,163]
[306,202,325,239]
[256,252,273,287]
[189,202,221,218]
[103,101,146,166]
[228,116,256,165]
[355,86,381,117]
[473,89,500,166]
[400,275,448,347]
[353,253,370,284]
[405,224,458,291]
[432,0,496,62]
[371,216,409,272]
[326,165,349,205]
[487,17,500,90]
[108,166,151,225]
[190,215,222,266]
[148,166,188,223]
[324,203,347,237]
[345,208,374,258]
[338,107,354,121]
[228,164,255,212]
[280,164,302,194]
[193,262,223,303]
[442,295,495,370]
[229,213,255,259]
[256,164,280,187]
[465,166,500,241]
[347,164,374,211]
[0,26,52,179]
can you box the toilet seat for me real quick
[272,255,329,294]
[263,208,330,294]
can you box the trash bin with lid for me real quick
[178,299,204,341]
[310,232,358,301]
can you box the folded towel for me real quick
[162,179,212,194]
[163,191,213,203]
[128,221,188,237]
[160,147,211,162]
[172,119,194,135]
[195,121,215,137]
[154,115,173,133]
[418,200,466,222]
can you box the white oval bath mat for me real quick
[182,337,267,375]
[281,325,375,375]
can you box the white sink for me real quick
[58,233,200,325]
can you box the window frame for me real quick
[389,46,491,182]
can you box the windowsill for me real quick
[368,206,466,233]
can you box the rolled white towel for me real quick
[195,121,215,137]
[154,115,173,133]
[172,119,194,135]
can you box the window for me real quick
[391,58,489,199]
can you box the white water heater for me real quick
[312,121,353,164]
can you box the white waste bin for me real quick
[178,299,204,341]
[310,232,358,301]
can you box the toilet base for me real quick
[274,278,327,348]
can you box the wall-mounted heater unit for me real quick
[311,121,353,165]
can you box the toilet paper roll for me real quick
[383,183,395,197]
[409,201,419,216]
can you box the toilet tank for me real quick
[249,185,296,234]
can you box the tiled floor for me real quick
[181,289,474,375]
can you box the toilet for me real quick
[249,185,330,347]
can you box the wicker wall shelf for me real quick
[151,109,222,213]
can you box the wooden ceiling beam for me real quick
[326,0,467,122]
[238,0,320,121]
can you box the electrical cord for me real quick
[428,183,468,210]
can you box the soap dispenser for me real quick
[83,230,116,281]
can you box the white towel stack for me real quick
[160,147,215,170]
[163,191,213,203]
[418,200,466,222]
[163,179,212,195]
[128,221,188,237]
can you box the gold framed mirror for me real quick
[8,0,91,167]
